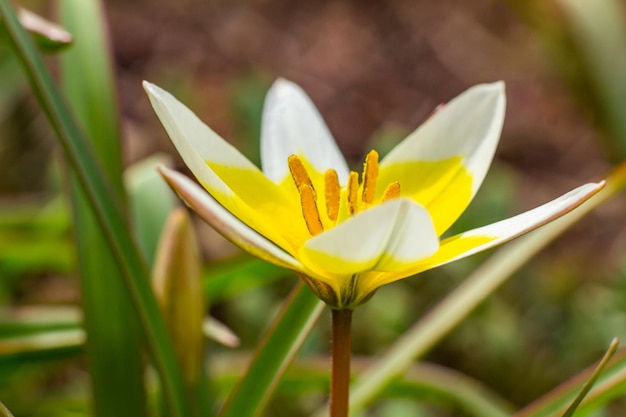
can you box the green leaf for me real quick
[58,0,147,415]
[0,306,79,338]
[0,329,83,363]
[219,282,324,417]
[0,2,190,416]
[0,308,83,364]
[558,0,626,161]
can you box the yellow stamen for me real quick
[288,155,315,197]
[382,182,400,201]
[299,184,324,235]
[324,169,340,222]
[361,150,379,204]
[347,171,359,215]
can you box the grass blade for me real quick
[219,282,324,417]
[515,342,626,417]
[0,2,190,416]
[561,338,619,417]
[0,329,83,359]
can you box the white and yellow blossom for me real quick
[144,79,603,309]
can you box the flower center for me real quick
[288,150,400,236]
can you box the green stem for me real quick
[330,309,352,417]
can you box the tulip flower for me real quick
[144,78,604,417]
[144,79,603,310]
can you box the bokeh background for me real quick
[2,0,626,416]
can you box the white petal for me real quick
[430,181,605,268]
[143,81,260,195]
[381,82,506,196]
[299,198,439,275]
[260,79,349,183]
[158,166,305,272]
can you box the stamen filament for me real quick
[325,169,340,222]
[299,184,324,235]
[382,182,400,202]
[361,150,379,204]
[288,155,316,197]
[346,171,359,215]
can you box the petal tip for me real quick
[267,78,304,100]
[156,165,190,195]
[156,164,179,189]
[142,80,160,96]
[471,81,506,105]
[155,163,169,176]
[485,80,506,102]
[579,181,606,197]
[142,81,171,106]
[583,180,607,199]
[272,77,292,87]
[482,80,505,94]
[492,80,505,90]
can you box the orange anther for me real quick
[324,169,340,222]
[362,150,379,204]
[299,184,324,235]
[347,171,359,215]
[288,155,315,197]
[381,182,401,202]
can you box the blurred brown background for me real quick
[109,0,609,192]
